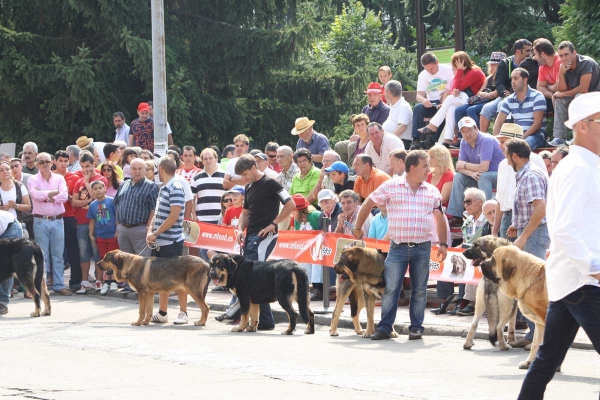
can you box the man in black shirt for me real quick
[235,154,296,330]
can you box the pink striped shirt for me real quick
[369,175,441,244]
[27,172,69,217]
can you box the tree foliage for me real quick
[554,0,600,60]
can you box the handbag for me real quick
[467,94,492,106]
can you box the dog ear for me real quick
[112,251,123,269]
[231,254,244,265]
[500,253,517,281]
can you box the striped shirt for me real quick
[113,178,159,226]
[369,174,441,244]
[154,177,185,245]
[175,167,202,183]
[499,87,547,136]
[190,169,225,223]
[513,161,548,229]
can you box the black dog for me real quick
[209,254,315,335]
[0,238,51,317]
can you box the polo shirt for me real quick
[564,54,600,92]
[361,101,390,125]
[354,168,391,201]
[113,178,159,226]
[538,54,560,86]
[190,169,225,223]
[296,131,330,168]
[382,97,413,141]
[290,166,320,201]
[499,87,547,137]
[154,177,185,246]
[458,132,505,172]
[365,132,404,176]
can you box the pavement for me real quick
[70,283,595,350]
[1,294,599,400]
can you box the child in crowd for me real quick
[87,180,119,295]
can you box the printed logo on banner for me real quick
[333,237,364,264]
[183,220,200,244]
[309,233,332,262]
[440,251,474,281]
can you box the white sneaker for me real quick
[548,138,566,146]
[173,311,188,325]
[75,285,87,294]
[109,282,118,292]
[80,280,92,290]
[95,281,102,291]
[100,283,109,295]
[150,312,168,323]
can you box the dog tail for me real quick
[487,290,500,346]
[294,268,311,323]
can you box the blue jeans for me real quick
[525,133,547,151]
[518,223,550,340]
[244,232,277,328]
[480,97,503,121]
[411,102,443,140]
[455,103,486,128]
[34,218,66,291]
[499,210,513,241]
[0,221,24,306]
[446,171,498,217]
[377,241,431,335]
[518,285,600,399]
[77,223,96,263]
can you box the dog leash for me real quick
[518,272,545,300]
[138,242,159,256]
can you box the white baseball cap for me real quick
[458,117,477,130]
[318,189,335,203]
[565,92,600,129]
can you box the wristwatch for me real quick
[439,243,448,248]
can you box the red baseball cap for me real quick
[364,82,383,94]
[137,102,151,112]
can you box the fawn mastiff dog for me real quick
[329,246,398,338]
[462,236,518,351]
[97,250,210,326]
[480,246,548,369]
[0,238,51,317]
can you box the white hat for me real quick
[565,92,600,129]
[458,117,477,130]
[318,189,335,203]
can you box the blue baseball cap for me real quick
[324,161,349,174]
[227,185,245,195]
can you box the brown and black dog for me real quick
[329,246,397,338]
[480,246,548,369]
[97,250,210,326]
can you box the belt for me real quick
[122,222,146,229]
[33,214,63,220]
[398,241,429,247]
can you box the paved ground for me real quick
[1,294,598,400]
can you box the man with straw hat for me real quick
[291,117,330,168]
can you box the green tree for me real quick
[554,0,600,60]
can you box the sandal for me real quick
[417,126,436,136]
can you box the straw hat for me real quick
[291,117,315,135]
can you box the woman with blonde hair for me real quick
[418,51,486,146]
[426,145,455,209]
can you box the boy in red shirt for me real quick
[221,185,244,228]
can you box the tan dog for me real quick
[480,246,548,369]
[97,250,210,326]
[329,247,397,338]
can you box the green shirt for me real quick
[290,166,320,202]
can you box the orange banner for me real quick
[183,220,481,284]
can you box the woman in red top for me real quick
[418,51,486,146]
[426,145,455,209]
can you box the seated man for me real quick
[548,41,600,146]
[446,117,505,227]
[533,38,560,112]
[382,80,413,149]
[292,117,330,168]
[493,68,547,150]
[352,154,391,203]
[334,190,372,236]
[365,122,404,176]
[362,82,390,125]
[324,161,355,194]
[550,145,569,172]
[289,149,320,204]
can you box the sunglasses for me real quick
[37,160,52,165]
[102,168,113,172]
[223,199,233,203]
[267,154,277,159]
[463,199,474,205]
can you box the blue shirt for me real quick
[296,131,331,168]
[459,132,505,172]
[361,101,390,125]
[113,178,159,226]
[500,87,547,136]
[368,212,389,240]
[86,197,117,239]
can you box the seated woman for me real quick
[418,51,486,147]
[454,52,505,132]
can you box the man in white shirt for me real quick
[518,93,600,399]
[224,134,250,189]
[113,112,130,143]
[492,123,548,239]
[364,122,404,176]
[382,80,413,149]
[411,52,454,149]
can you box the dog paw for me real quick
[131,321,142,326]
[463,342,473,350]
[499,344,512,351]
[362,330,374,338]
[389,331,398,338]
[518,361,532,370]
[41,310,51,316]
[194,320,206,326]
[355,330,364,336]
[231,326,245,332]
[281,329,294,335]
[30,312,40,318]
[245,325,257,332]
[329,329,339,336]
[141,320,150,326]
[304,328,315,335]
